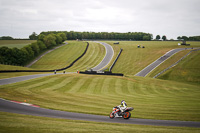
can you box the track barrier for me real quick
[109,48,123,72]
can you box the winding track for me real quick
[135,47,198,77]
[0,43,200,127]
[92,41,114,71]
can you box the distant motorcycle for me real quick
[109,106,134,119]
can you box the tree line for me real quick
[0,33,67,66]
[177,36,200,41]
[40,31,153,41]
[0,36,14,40]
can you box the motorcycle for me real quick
[109,106,134,119]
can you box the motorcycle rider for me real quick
[118,100,127,114]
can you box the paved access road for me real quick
[92,41,114,71]
[135,48,196,77]
[0,98,199,128]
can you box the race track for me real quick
[135,48,197,77]
[0,43,200,128]
[92,41,114,71]
[0,98,199,128]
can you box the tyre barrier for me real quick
[109,48,123,72]
[79,71,124,76]
[0,42,89,73]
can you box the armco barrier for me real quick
[109,48,123,71]
[79,71,124,76]
[153,48,200,78]
[0,42,89,73]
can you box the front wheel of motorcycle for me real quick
[109,112,115,119]
[123,112,131,119]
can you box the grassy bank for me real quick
[147,50,191,77]
[65,41,105,72]
[30,41,87,70]
[158,50,200,85]
[0,112,199,133]
[0,74,199,121]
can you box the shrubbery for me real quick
[0,32,67,66]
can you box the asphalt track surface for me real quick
[0,98,199,128]
[1,44,200,127]
[92,41,114,71]
[135,47,197,77]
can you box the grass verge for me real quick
[0,112,199,133]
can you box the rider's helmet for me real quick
[121,100,127,106]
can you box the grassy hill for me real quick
[30,41,88,70]
[104,41,200,76]
[0,41,199,132]
[158,50,200,85]
[29,41,105,71]
[65,41,105,72]
[0,74,199,121]
[147,50,191,77]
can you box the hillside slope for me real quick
[105,41,200,76]
[158,50,200,85]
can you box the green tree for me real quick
[30,42,40,55]
[55,34,62,44]
[162,35,167,41]
[177,36,181,40]
[37,40,46,51]
[59,33,67,42]
[38,34,45,42]
[22,45,34,59]
[43,34,56,48]
[181,36,188,41]
[0,36,13,40]
[29,32,38,40]
[156,35,160,40]
[143,35,150,41]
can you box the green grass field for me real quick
[0,41,200,132]
[0,74,199,121]
[0,112,199,133]
[0,40,36,48]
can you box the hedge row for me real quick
[0,33,67,66]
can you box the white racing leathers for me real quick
[118,101,127,113]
